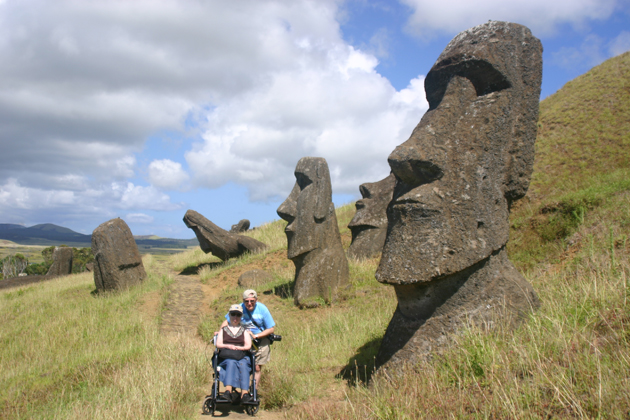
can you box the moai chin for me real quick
[277,157,349,308]
[348,173,396,260]
[375,21,542,369]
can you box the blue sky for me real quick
[0,0,629,239]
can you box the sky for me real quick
[1,0,629,239]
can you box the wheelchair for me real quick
[202,345,260,416]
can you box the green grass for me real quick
[0,257,209,419]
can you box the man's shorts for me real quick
[255,337,271,365]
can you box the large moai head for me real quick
[277,157,349,307]
[277,157,334,259]
[377,21,543,286]
[347,173,396,259]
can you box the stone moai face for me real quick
[277,157,334,259]
[377,21,542,286]
[277,157,349,307]
[347,173,396,259]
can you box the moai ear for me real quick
[313,159,332,222]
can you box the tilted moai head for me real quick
[347,173,396,259]
[377,21,542,285]
[375,21,542,367]
[277,157,349,307]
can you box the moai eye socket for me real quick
[425,59,511,110]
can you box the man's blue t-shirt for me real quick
[226,302,275,335]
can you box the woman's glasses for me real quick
[229,312,242,317]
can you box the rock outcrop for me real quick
[183,210,266,261]
[46,246,73,276]
[277,157,349,307]
[347,173,396,259]
[92,218,146,292]
[375,21,542,369]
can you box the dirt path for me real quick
[159,272,205,337]
[154,259,285,419]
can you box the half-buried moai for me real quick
[375,21,542,369]
[46,246,73,276]
[230,219,250,233]
[347,173,396,260]
[183,210,266,261]
[92,218,146,292]
[277,157,349,308]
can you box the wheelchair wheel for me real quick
[202,396,215,416]
[246,404,259,416]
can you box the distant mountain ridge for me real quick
[0,223,197,249]
[0,223,91,245]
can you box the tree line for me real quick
[0,246,94,280]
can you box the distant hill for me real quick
[0,224,26,231]
[0,223,91,246]
[0,223,198,250]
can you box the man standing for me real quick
[220,289,275,385]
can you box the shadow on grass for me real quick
[337,336,382,386]
[261,280,293,299]
[179,262,224,275]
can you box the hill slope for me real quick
[509,51,630,269]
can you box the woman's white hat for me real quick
[229,304,243,314]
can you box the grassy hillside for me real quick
[1,53,629,419]
[508,51,630,271]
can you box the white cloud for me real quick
[0,178,181,225]
[112,182,182,211]
[609,30,630,56]
[187,50,427,200]
[148,159,190,191]
[0,0,342,191]
[399,0,618,39]
[126,213,154,224]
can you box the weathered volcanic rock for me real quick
[230,219,250,233]
[46,246,73,276]
[183,210,266,261]
[238,269,273,288]
[92,218,146,292]
[348,173,396,259]
[277,157,349,307]
[375,21,542,369]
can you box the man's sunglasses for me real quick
[229,312,242,317]
[243,299,256,304]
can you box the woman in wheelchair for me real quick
[215,304,253,404]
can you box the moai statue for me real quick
[230,219,251,233]
[46,246,73,276]
[277,157,349,308]
[347,173,396,259]
[375,21,542,369]
[183,211,265,261]
[92,218,146,292]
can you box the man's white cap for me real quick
[243,289,257,299]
